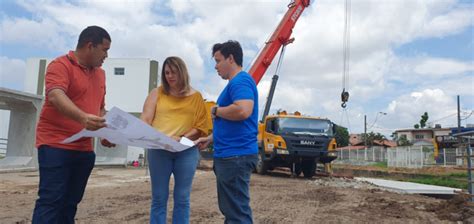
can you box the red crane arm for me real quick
[249,0,311,84]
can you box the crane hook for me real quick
[341,89,349,108]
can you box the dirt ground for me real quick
[1,160,473,224]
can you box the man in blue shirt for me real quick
[195,40,258,224]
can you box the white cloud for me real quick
[420,6,474,38]
[414,58,474,76]
[0,17,69,51]
[386,89,458,129]
[425,75,474,97]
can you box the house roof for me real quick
[374,139,397,147]
[347,134,397,147]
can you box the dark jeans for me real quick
[213,154,257,224]
[32,145,95,224]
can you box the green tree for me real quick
[420,112,429,128]
[361,131,386,147]
[414,112,429,129]
[334,125,349,147]
[397,135,412,146]
[391,132,398,141]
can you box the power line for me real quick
[430,113,457,123]
[368,112,387,130]
[461,110,474,120]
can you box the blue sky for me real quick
[395,28,473,61]
[0,0,473,138]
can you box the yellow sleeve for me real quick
[193,94,209,137]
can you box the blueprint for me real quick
[62,107,194,152]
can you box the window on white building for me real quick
[415,134,424,139]
[114,67,125,75]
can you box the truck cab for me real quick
[257,112,338,178]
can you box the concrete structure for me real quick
[356,177,461,195]
[0,87,43,171]
[6,57,159,166]
[94,140,128,166]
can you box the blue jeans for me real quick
[147,147,199,224]
[32,145,95,224]
[213,154,258,224]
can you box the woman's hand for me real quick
[171,136,181,142]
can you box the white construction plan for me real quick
[63,107,194,152]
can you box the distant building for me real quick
[393,127,451,146]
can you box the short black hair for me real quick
[212,40,243,67]
[76,25,111,49]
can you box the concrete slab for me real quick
[0,88,43,171]
[356,177,462,194]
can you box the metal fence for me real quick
[0,138,6,157]
[337,146,386,162]
[336,146,471,168]
[387,146,434,168]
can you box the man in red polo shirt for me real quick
[33,25,115,224]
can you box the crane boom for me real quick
[249,0,311,84]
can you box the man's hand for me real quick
[194,136,212,150]
[80,114,106,131]
[48,89,107,130]
[100,138,116,148]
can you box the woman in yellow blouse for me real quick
[140,56,208,224]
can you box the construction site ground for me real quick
[1,159,473,224]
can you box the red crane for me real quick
[249,0,311,85]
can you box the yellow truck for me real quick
[257,111,337,178]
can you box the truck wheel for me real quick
[302,160,316,178]
[290,163,302,176]
[256,152,268,175]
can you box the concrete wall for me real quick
[0,88,43,171]
[101,58,158,112]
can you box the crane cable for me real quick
[340,108,352,135]
[341,0,351,108]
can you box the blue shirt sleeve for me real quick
[229,75,255,102]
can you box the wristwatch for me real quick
[211,106,218,117]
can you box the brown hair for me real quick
[161,56,190,95]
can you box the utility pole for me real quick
[457,95,463,168]
[457,95,461,131]
[364,115,367,149]
[457,95,462,154]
